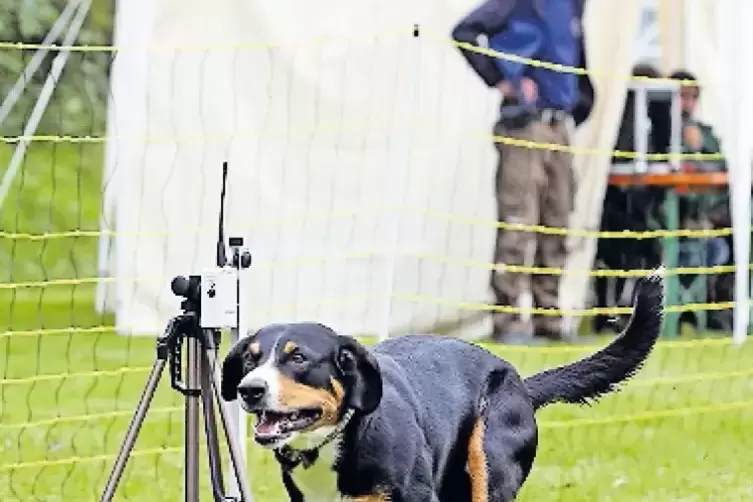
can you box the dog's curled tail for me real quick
[524,269,664,411]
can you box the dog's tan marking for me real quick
[467,418,488,502]
[283,341,297,354]
[317,377,345,427]
[351,494,390,501]
[277,375,345,430]
[248,342,260,356]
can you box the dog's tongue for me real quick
[256,412,286,435]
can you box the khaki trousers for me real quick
[491,119,574,337]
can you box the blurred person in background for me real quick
[669,69,731,331]
[668,70,728,273]
[452,0,594,344]
[670,69,724,165]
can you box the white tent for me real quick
[100,0,750,341]
[102,0,500,337]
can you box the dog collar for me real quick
[275,408,354,472]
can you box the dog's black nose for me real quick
[237,379,268,404]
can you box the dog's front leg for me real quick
[280,471,303,502]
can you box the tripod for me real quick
[99,276,253,502]
[101,162,253,501]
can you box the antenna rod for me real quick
[216,162,229,267]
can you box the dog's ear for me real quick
[221,338,253,402]
[335,336,382,414]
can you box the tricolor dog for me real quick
[221,272,664,501]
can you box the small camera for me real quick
[196,235,253,329]
[229,236,253,269]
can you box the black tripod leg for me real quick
[201,352,226,502]
[100,359,167,502]
[185,336,201,502]
[205,348,253,501]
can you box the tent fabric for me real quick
[558,1,642,331]
[105,0,644,338]
[658,0,725,132]
[107,0,496,336]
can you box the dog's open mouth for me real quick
[253,408,322,446]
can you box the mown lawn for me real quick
[1,289,752,501]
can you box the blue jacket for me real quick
[452,0,594,125]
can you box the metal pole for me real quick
[0,0,83,127]
[0,0,92,211]
[201,354,225,500]
[379,29,419,341]
[669,82,682,172]
[184,335,201,502]
[729,0,753,345]
[207,349,254,501]
[633,84,648,173]
[227,267,250,498]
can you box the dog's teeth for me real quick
[290,412,299,421]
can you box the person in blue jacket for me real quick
[452,0,595,343]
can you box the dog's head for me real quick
[221,322,382,449]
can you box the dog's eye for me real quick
[289,352,307,364]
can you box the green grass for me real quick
[0,143,104,284]
[1,143,753,500]
[1,290,753,501]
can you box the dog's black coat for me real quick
[222,272,664,501]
